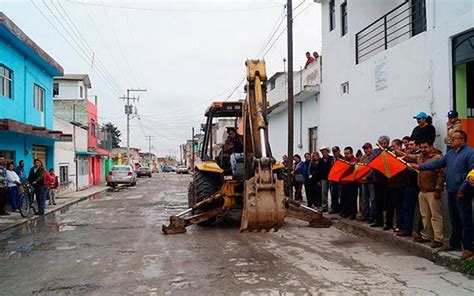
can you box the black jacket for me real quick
[317,156,334,180]
[28,167,44,187]
[307,160,321,183]
[411,124,436,144]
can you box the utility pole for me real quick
[119,88,147,166]
[145,135,154,166]
[287,0,294,200]
[191,127,195,171]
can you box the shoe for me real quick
[430,241,443,248]
[438,245,461,252]
[413,237,430,243]
[460,250,474,260]
[383,225,392,231]
[52,202,56,205]
[329,210,339,214]
[370,223,382,228]
[396,232,411,237]
[48,203,51,205]
[367,219,375,224]
[0,212,10,216]
[38,210,45,215]
[393,228,402,233]
[348,216,356,220]
[322,208,328,212]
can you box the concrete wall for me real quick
[268,95,320,159]
[54,117,76,194]
[318,0,473,149]
[55,80,88,100]
[53,99,88,126]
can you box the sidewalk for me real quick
[332,214,474,275]
[0,185,108,233]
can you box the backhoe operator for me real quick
[224,127,243,154]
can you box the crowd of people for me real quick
[0,157,59,216]
[285,110,474,260]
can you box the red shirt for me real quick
[48,174,59,189]
[305,57,315,68]
[345,155,358,164]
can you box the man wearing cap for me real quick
[360,143,376,223]
[411,112,436,144]
[410,130,474,259]
[224,127,243,155]
[318,146,333,212]
[445,110,462,151]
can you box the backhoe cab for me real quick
[162,60,331,234]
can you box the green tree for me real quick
[104,122,122,148]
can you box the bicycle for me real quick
[19,183,39,218]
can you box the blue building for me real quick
[0,12,70,171]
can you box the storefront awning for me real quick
[76,151,97,156]
[0,119,72,141]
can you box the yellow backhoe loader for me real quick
[162,60,331,234]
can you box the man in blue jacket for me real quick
[410,131,474,259]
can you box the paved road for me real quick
[0,173,473,295]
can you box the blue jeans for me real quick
[361,183,375,220]
[447,191,473,251]
[403,186,419,235]
[34,186,46,211]
[7,186,19,211]
[330,182,342,212]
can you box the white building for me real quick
[267,59,322,159]
[53,117,89,193]
[315,0,474,149]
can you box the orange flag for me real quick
[328,159,352,182]
[368,150,407,178]
[340,163,371,182]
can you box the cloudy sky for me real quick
[0,0,322,158]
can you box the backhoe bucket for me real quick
[240,178,286,232]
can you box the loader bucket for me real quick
[240,178,286,232]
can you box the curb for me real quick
[0,187,109,233]
[333,217,474,276]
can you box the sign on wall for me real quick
[375,56,388,91]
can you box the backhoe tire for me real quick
[192,170,221,204]
[191,170,221,226]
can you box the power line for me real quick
[48,0,123,92]
[31,0,122,96]
[64,0,281,13]
[262,2,314,58]
[100,0,140,87]
[31,0,121,96]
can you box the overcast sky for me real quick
[0,0,322,158]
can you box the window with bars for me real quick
[341,1,348,36]
[329,0,336,31]
[0,65,12,98]
[59,165,69,183]
[33,84,45,111]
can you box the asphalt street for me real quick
[0,173,473,295]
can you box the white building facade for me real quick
[53,117,89,193]
[267,59,322,159]
[315,0,474,149]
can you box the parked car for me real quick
[137,166,152,178]
[107,165,137,187]
[176,166,189,174]
[162,166,175,173]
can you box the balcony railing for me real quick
[355,0,426,64]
